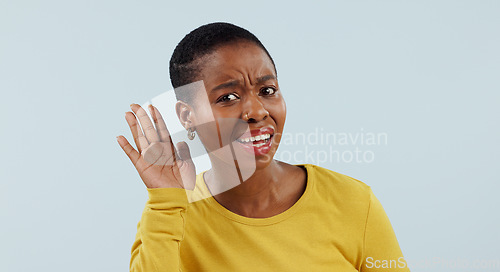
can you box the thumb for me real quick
[176,141,193,163]
[175,141,196,190]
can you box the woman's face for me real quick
[189,40,286,171]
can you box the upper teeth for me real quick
[237,133,271,143]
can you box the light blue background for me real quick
[1,1,499,271]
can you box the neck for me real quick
[205,157,288,218]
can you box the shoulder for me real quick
[302,163,373,204]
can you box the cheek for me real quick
[193,106,242,151]
[282,99,287,120]
[271,97,287,125]
[191,106,218,149]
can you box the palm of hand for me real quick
[117,104,196,190]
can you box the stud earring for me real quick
[187,128,196,140]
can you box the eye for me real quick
[260,87,276,96]
[217,93,239,103]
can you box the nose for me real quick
[242,93,269,122]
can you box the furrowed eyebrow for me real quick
[210,75,277,93]
[256,74,276,84]
[211,80,239,93]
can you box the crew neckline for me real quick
[198,164,314,226]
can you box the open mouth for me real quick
[236,133,272,147]
[234,127,275,155]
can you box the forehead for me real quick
[198,41,275,84]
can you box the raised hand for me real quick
[117,104,196,190]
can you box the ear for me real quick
[176,100,194,130]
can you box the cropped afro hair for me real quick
[169,22,276,104]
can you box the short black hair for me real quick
[169,22,276,104]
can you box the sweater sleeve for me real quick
[130,188,188,272]
[360,189,410,271]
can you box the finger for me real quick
[148,105,181,161]
[148,104,172,143]
[116,135,142,168]
[125,112,149,154]
[130,104,160,143]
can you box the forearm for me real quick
[130,188,188,272]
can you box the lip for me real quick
[236,126,275,140]
[234,126,275,156]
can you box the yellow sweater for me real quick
[130,164,409,271]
